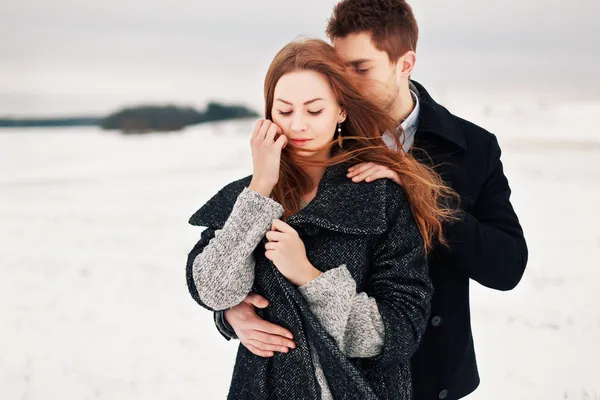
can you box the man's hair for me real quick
[326,0,419,62]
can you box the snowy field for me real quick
[1,102,599,399]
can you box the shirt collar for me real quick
[400,88,420,151]
[382,87,420,152]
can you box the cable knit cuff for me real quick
[192,187,283,310]
[226,187,284,234]
[298,265,356,343]
[298,265,385,357]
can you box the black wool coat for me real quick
[408,81,529,400]
[186,163,433,400]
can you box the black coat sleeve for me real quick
[213,310,237,341]
[446,134,528,290]
[365,184,433,370]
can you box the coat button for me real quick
[438,389,448,399]
[431,316,443,327]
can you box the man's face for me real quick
[333,31,400,112]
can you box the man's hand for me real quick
[347,162,402,185]
[224,293,296,358]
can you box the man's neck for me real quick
[389,84,415,126]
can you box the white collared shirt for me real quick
[382,89,420,152]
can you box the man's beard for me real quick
[382,84,400,113]
[381,70,400,112]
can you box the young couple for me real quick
[186,1,528,399]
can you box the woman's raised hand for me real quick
[248,119,288,197]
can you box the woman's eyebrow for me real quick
[275,98,324,105]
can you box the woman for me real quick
[186,39,456,400]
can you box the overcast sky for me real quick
[1,0,599,116]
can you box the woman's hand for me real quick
[248,119,288,197]
[347,162,402,185]
[265,219,322,286]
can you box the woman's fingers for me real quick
[257,119,272,141]
[251,119,265,140]
[275,133,288,150]
[252,120,283,147]
[266,231,285,242]
[265,122,281,143]
[265,242,278,251]
[271,219,295,233]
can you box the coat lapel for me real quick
[286,163,388,235]
[188,163,388,235]
[188,176,252,228]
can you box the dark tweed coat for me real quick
[186,163,433,400]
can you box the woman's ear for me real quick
[338,108,347,123]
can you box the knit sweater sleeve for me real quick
[298,265,385,358]
[189,187,284,311]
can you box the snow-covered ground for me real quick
[1,103,599,399]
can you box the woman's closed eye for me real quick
[277,109,324,116]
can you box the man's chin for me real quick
[365,89,396,112]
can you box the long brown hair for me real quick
[264,39,457,252]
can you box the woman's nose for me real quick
[290,115,307,133]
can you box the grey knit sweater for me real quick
[192,187,385,399]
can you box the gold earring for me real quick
[337,123,343,147]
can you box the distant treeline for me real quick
[0,117,101,128]
[101,102,259,133]
[0,102,259,133]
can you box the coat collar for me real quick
[188,176,252,228]
[286,163,388,235]
[189,163,388,235]
[411,80,468,151]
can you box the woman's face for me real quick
[271,70,346,158]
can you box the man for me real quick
[209,0,528,398]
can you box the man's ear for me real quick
[396,50,416,79]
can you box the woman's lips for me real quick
[290,138,313,146]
